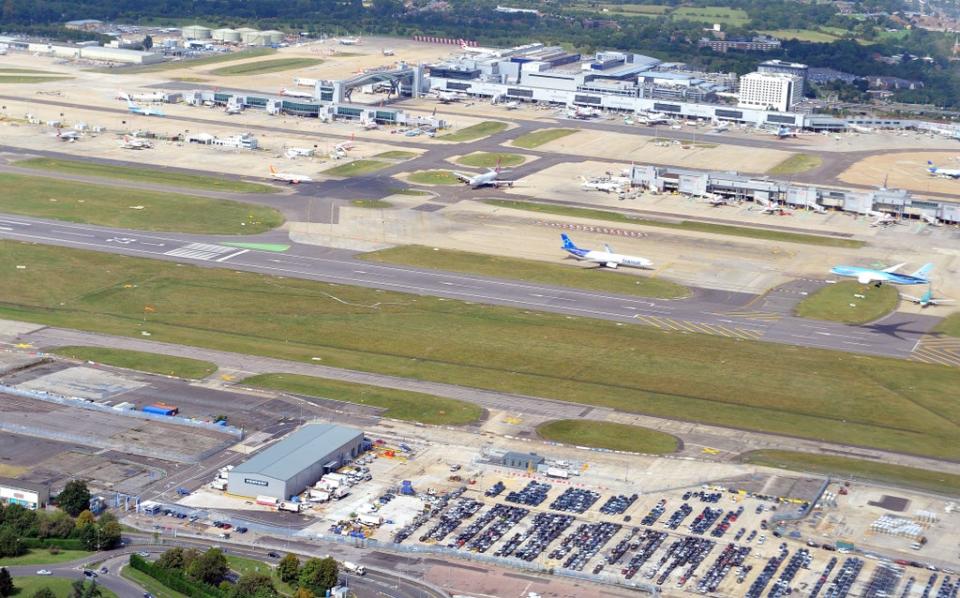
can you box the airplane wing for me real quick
[491,180,513,187]
[899,293,921,303]
[882,263,905,273]
[452,172,473,183]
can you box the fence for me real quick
[411,35,476,47]
[0,383,244,438]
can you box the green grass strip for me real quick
[767,154,823,175]
[209,58,323,77]
[795,281,899,324]
[91,48,277,73]
[537,419,679,454]
[456,152,525,168]
[324,160,389,177]
[511,128,578,149]
[439,121,508,142]
[52,346,217,379]
[407,170,460,185]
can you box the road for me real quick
[0,213,938,360]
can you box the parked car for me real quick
[36,570,52,576]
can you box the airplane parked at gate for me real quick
[830,262,933,286]
[269,165,313,184]
[281,88,314,99]
[561,234,653,270]
[900,285,954,307]
[126,99,164,117]
[117,90,166,103]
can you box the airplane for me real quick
[126,99,164,117]
[580,176,629,193]
[382,48,395,56]
[705,194,734,207]
[458,39,501,56]
[430,89,464,104]
[329,141,354,159]
[754,196,791,215]
[55,128,81,142]
[565,106,600,120]
[360,121,379,130]
[560,233,653,270]
[635,111,673,126]
[830,262,933,286]
[711,118,731,133]
[922,214,942,226]
[926,161,960,179]
[269,165,312,184]
[499,100,520,110]
[900,285,954,307]
[338,36,362,45]
[281,88,314,99]
[225,103,242,115]
[284,147,315,159]
[117,90,166,103]
[866,210,897,227]
[773,125,796,139]
[453,159,514,188]
[848,124,874,134]
[120,135,152,150]
[294,77,318,87]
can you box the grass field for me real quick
[740,450,960,496]
[486,200,865,248]
[511,129,578,149]
[0,68,59,74]
[759,29,842,43]
[358,245,689,299]
[351,199,393,209]
[767,154,823,175]
[389,188,429,196]
[537,420,679,454]
[0,549,92,566]
[16,158,277,194]
[8,576,118,598]
[407,170,461,185]
[374,151,418,160]
[226,555,294,596]
[934,313,960,338]
[456,152,526,168]
[2,241,959,460]
[795,281,898,324]
[209,58,323,76]
[0,75,72,84]
[52,346,217,379]
[439,121,508,142]
[242,374,483,425]
[98,48,276,73]
[672,6,749,25]
[122,567,188,598]
[324,160,389,177]
[0,174,283,234]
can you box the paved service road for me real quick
[0,214,939,359]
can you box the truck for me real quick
[308,489,330,502]
[278,501,302,513]
[342,561,366,576]
[357,513,383,527]
[332,487,350,500]
[546,467,569,480]
[256,495,279,507]
[210,479,227,491]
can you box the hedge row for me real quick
[21,538,87,550]
[128,554,225,598]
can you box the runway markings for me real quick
[536,220,648,238]
[632,314,762,340]
[911,337,960,368]
[721,310,783,322]
[163,243,249,262]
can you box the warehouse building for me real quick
[501,452,545,471]
[0,478,49,510]
[227,423,364,500]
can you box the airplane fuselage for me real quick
[565,247,652,269]
[830,266,928,286]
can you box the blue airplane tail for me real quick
[927,160,937,172]
[560,233,578,251]
[911,263,934,280]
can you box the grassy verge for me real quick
[226,555,294,596]
[324,160,389,177]
[3,241,959,460]
[407,170,461,185]
[795,281,898,324]
[351,199,393,209]
[456,152,525,168]
[740,450,960,496]
[439,121,508,142]
[209,58,323,76]
[671,6,749,25]
[358,245,688,299]
[375,151,418,160]
[242,374,482,425]
[537,420,679,454]
[0,549,92,566]
[93,48,276,73]
[15,158,277,194]
[52,346,217,379]
[9,576,117,598]
[0,76,72,84]
[767,154,823,176]
[934,313,960,338]
[759,29,842,43]
[0,174,282,234]
[389,188,429,196]
[511,129,578,149]
[121,567,188,598]
[485,199,865,249]
[0,68,60,74]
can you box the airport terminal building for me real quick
[228,423,364,500]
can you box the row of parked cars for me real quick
[495,512,574,561]
[823,557,864,598]
[622,529,668,580]
[549,487,600,514]
[746,543,790,598]
[421,498,483,543]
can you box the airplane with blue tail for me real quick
[830,262,933,286]
[127,99,164,117]
[561,233,653,269]
[900,285,954,307]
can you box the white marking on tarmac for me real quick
[54,230,95,238]
[215,249,248,263]
[530,293,576,302]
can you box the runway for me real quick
[0,213,939,360]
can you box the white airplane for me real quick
[458,39,501,56]
[561,234,653,269]
[806,202,827,214]
[431,89,464,104]
[499,100,520,110]
[922,214,942,226]
[117,90,166,103]
[285,147,314,159]
[120,135,152,150]
[754,196,791,215]
[294,77,318,87]
[454,160,513,189]
[926,161,960,179]
[900,285,954,308]
[711,118,731,132]
[338,36,362,45]
[867,210,897,227]
[773,125,796,139]
[126,100,164,117]
[705,194,734,207]
[382,48,395,56]
[269,165,312,184]
[281,88,314,99]
[848,124,874,134]
[225,103,242,115]
[360,121,379,130]
[566,106,600,120]
[580,176,629,193]
[55,128,81,142]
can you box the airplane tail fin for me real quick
[927,160,937,173]
[560,233,578,251]
[269,165,277,174]
[911,263,934,280]
[495,157,501,174]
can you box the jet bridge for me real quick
[331,63,426,102]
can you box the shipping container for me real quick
[143,403,178,416]
[256,495,278,507]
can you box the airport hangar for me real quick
[227,423,364,500]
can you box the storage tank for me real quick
[212,28,233,41]
[238,28,260,44]
[182,25,212,40]
[263,30,285,45]
[221,29,241,43]
[245,31,269,46]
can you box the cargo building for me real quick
[0,478,49,510]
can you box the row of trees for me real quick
[0,567,103,598]
[276,553,338,596]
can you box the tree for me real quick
[68,580,101,598]
[0,568,13,598]
[38,511,75,539]
[277,553,300,584]
[229,572,278,598]
[157,546,186,570]
[2,504,38,536]
[143,34,153,50]
[97,512,122,550]
[292,588,314,598]
[0,528,24,559]
[31,588,56,598]
[186,547,228,586]
[298,557,337,595]
[58,481,91,517]
[75,510,95,528]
